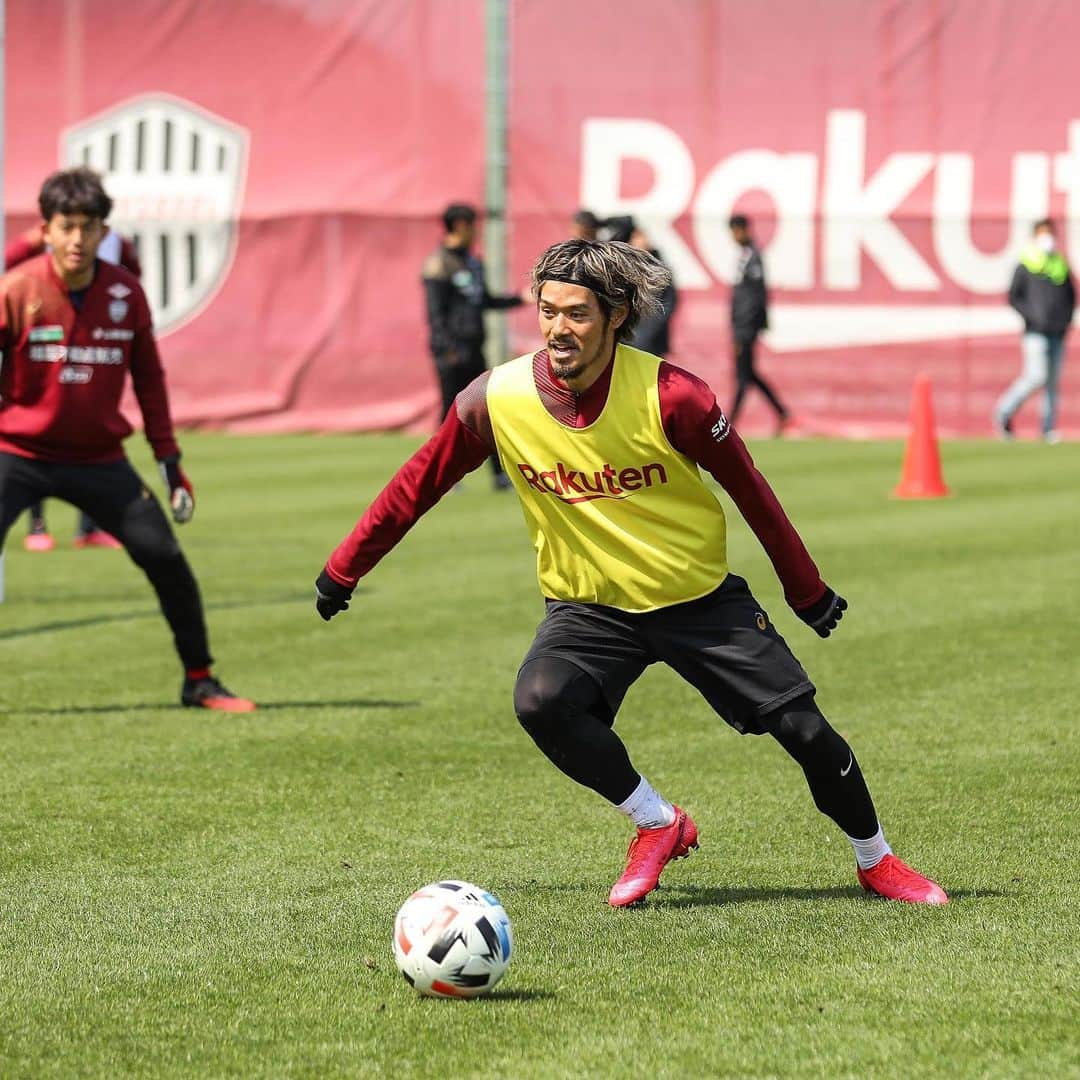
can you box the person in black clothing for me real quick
[629,223,677,358]
[570,209,599,242]
[422,203,524,488]
[586,216,678,359]
[729,214,788,434]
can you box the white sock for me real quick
[846,826,892,870]
[617,776,676,829]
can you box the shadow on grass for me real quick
[9,698,419,716]
[0,591,358,641]
[510,878,1010,907]
[0,610,159,640]
[651,883,1009,908]
[256,698,419,711]
[470,989,556,1003]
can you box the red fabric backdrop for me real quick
[6,0,1079,437]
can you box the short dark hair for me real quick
[600,215,635,244]
[39,167,113,222]
[572,209,599,230]
[728,214,749,230]
[1033,218,1055,233]
[443,203,477,232]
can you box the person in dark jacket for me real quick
[570,209,599,242]
[597,217,678,358]
[995,219,1075,442]
[729,215,788,434]
[629,223,677,358]
[422,203,523,487]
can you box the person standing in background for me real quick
[629,223,677,359]
[728,215,788,435]
[570,210,599,242]
[595,216,678,359]
[6,220,141,549]
[995,219,1075,443]
[422,203,524,490]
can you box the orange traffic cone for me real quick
[893,373,949,499]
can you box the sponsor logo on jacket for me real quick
[29,345,124,365]
[710,414,730,442]
[28,325,65,343]
[517,461,669,503]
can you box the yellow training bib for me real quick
[487,345,729,611]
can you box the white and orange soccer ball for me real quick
[392,880,513,998]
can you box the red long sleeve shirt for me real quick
[327,352,826,612]
[0,254,179,464]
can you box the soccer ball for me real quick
[392,880,513,998]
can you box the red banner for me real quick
[6,0,486,433]
[7,1,1079,437]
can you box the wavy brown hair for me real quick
[530,239,671,342]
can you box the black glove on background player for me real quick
[315,569,354,621]
[796,588,847,638]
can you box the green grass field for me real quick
[1,433,1077,1078]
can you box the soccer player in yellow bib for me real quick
[315,240,947,907]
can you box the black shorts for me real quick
[0,452,177,557]
[519,574,814,735]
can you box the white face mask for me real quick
[1037,232,1056,253]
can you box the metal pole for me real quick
[483,0,510,370]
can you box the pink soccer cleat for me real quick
[74,530,123,550]
[23,531,56,552]
[608,806,698,907]
[857,854,948,905]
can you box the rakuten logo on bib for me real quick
[582,110,1080,349]
[518,461,669,503]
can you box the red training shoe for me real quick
[857,854,948,905]
[608,806,698,907]
[23,531,56,552]
[181,675,257,713]
[74,530,123,550]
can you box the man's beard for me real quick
[549,344,592,382]
[550,356,582,380]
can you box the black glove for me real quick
[315,569,354,621]
[796,588,848,638]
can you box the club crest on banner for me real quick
[61,94,249,336]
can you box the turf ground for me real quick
[1,433,1077,1078]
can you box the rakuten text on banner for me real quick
[509,0,1080,435]
[5,1,1078,436]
